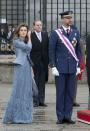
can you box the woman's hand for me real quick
[28,30,31,37]
[28,30,31,42]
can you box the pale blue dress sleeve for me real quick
[13,39,32,52]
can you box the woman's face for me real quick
[19,26,28,38]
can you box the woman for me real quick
[3,23,33,124]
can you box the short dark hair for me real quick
[33,20,42,26]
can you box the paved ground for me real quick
[0,83,90,131]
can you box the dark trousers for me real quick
[33,62,46,105]
[86,66,90,109]
[55,73,76,121]
[73,77,78,103]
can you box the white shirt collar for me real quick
[35,31,42,42]
[62,25,70,32]
[35,31,41,35]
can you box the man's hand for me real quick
[52,67,59,76]
[76,67,81,75]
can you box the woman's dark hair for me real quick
[14,23,29,43]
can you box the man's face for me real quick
[34,21,42,32]
[62,17,72,26]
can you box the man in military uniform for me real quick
[49,11,82,124]
[86,35,90,109]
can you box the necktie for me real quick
[66,29,70,36]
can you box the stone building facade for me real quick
[0,0,89,83]
[0,0,90,35]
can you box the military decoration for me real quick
[71,37,77,47]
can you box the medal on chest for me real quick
[71,33,77,47]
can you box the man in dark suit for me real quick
[49,11,82,124]
[31,20,49,107]
[86,35,90,109]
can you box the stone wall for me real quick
[0,55,15,83]
[0,55,87,84]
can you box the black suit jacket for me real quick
[31,31,49,82]
[86,35,90,66]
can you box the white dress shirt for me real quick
[62,25,70,33]
[35,31,42,42]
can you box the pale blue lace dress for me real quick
[3,38,33,124]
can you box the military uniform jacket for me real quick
[86,35,90,67]
[49,26,82,73]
